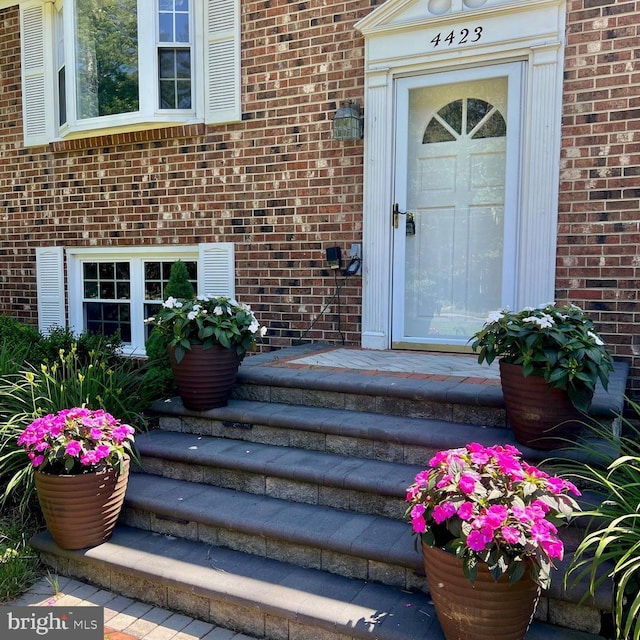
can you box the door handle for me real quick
[393,203,408,229]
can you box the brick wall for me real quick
[0,0,370,350]
[559,0,640,397]
[1,0,639,395]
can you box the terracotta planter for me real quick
[422,542,540,640]
[169,344,240,411]
[34,457,129,550]
[499,360,586,450]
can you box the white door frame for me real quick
[355,0,567,350]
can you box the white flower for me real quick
[523,314,554,329]
[196,294,210,302]
[248,319,259,333]
[144,316,155,324]
[485,309,506,323]
[588,330,604,346]
[213,305,224,316]
[259,326,268,337]
[187,311,198,321]
[163,297,183,309]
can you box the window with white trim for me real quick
[36,244,235,356]
[19,0,240,146]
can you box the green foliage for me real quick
[0,503,42,603]
[143,260,195,398]
[0,335,152,512]
[165,260,195,300]
[148,296,266,364]
[470,303,614,412]
[560,402,640,640]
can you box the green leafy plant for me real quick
[405,442,580,589]
[147,295,267,363]
[470,303,614,412]
[560,401,640,640]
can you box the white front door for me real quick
[392,64,522,349]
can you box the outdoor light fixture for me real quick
[332,101,363,141]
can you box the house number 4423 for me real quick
[430,26,483,48]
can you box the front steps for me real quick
[31,345,629,640]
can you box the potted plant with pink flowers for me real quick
[17,407,137,550]
[406,442,581,640]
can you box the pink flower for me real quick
[467,530,489,552]
[411,504,425,519]
[31,455,44,467]
[540,537,564,560]
[485,504,508,528]
[112,424,134,443]
[458,473,477,495]
[501,526,521,545]
[94,444,111,460]
[411,515,427,534]
[65,440,82,457]
[457,502,474,520]
[433,502,456,524]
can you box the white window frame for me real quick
[60,244,234,356]
[19,0,240,146]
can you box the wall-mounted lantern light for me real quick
[332,101,363,141]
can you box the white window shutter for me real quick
[20,2,53,147]
[204,0,241,124]
[36,246,66,334]
[198,243,235,299]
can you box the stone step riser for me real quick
[232,382,508,428]
[157,414,445,467]
[35,546,358,640]
[135,459,408,520]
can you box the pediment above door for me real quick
[356,0,566,68]
[356,0,559,33]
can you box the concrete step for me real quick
[135,429,422,519]
[29,526,605,640]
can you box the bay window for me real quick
[20,0,240,146]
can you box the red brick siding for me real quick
[1,0,639,396]
[0,0,369,349]
[559,0,640,397]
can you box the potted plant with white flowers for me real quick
[406,442,581,640]
[146,295,267,411]
[470,303,614,449]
